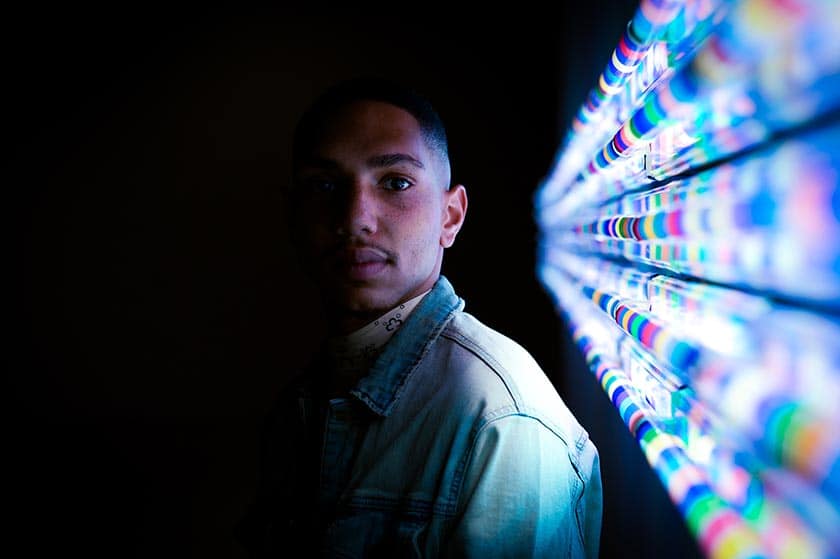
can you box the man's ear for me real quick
[440,184,468,248]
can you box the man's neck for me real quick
[332,309,383,336]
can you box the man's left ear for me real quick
[440,184,468,248]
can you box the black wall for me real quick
[13,7,701,558]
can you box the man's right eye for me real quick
[301,178,338,194]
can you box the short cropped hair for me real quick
[292,77,450,179]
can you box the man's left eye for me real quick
[383,177,412,191]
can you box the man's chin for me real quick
[330,283,395,315]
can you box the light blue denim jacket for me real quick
[239,276,602,558]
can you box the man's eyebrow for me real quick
[297,153,425,170]
[367,153,425,169]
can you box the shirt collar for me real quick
[325,290,430,389]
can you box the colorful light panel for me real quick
[536,1,840,557]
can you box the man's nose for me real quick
[336,182,377,237]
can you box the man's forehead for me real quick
[322,101,423,142]
[306,102,429,162]
[295,98,450,186]
[332,99,420,125]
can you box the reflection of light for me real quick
[649,122,701,163]
[687,313,742,357]
[686,433,715,465]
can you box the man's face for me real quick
[291,100,466,326]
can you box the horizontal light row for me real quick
[542,124,840,306]
[544,250,840,478]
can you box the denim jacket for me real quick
[238,276,602,558]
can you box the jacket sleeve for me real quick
[444,414,602,559]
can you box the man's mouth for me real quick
[333,246,391,281]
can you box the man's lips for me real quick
[340,246,389,265]
[330,246,392,280]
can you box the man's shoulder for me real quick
[442,311,542,373]
[424,310,589,446]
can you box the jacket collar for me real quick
[348,275,464,416]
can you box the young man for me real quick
[237,77,602,557]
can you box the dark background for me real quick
[12,6,703,558]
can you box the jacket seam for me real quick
[440,327,571,441]
[439,329,521,412]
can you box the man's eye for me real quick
[301,178,337,194]
[382,177,412,191]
